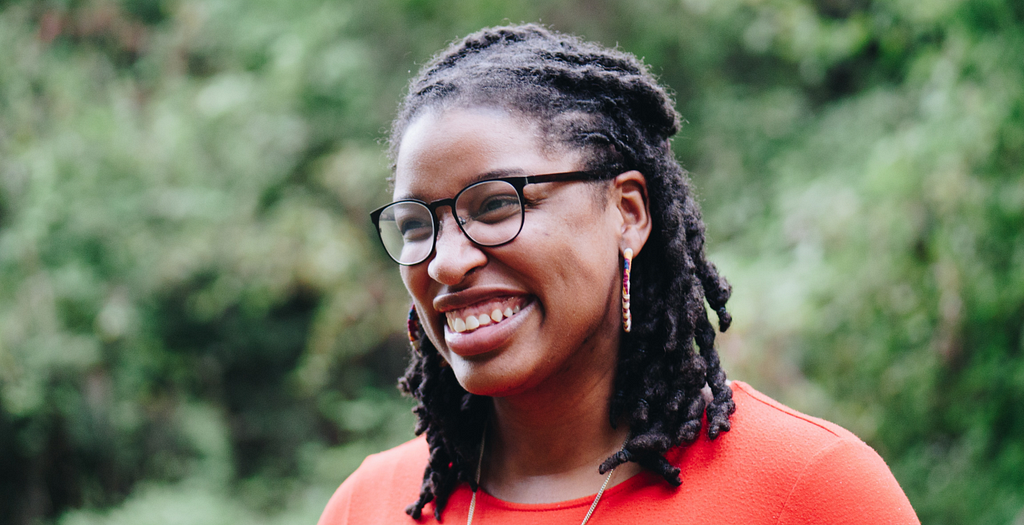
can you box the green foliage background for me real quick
[0,0,1021,523]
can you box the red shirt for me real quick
[318,381,919,524]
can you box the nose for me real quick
[427,211,487,285]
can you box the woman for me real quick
[319,24,919,524]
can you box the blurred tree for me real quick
[667,2,1024,523]
[0,0,1021,524]
[0,0,415,522]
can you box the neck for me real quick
[480,354,640,503]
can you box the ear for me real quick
[612,170,652,256]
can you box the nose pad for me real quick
[427,210,487,285]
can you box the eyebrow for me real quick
[393,167,529,201]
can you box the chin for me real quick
[450,363,535,398]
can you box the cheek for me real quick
[401,267,434,327]
[399,267,419,301]
[536,226,619,310]
[401,263,438,294]
[400,267,454,361]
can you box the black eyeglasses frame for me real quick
[369,170,613,265]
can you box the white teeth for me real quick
[446,303,524,334]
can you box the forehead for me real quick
[393,107,578,200]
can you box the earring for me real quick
[622,248,633,333]
[407,304,423,353]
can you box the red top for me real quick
[318,381,919,524]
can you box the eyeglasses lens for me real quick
[456,180,523,246]
[377,202,434,265]
[376,180,524,265]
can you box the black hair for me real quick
[392,24,735,520]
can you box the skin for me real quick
[394,106,651,504]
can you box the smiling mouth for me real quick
[445,297,526,334]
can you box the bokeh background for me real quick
[1,0,1022,523]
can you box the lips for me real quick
[437,295,532,357]
[445,297,524,333]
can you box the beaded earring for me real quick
[622,248,633,333]
[407,304,423,353]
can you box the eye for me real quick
[470,194,521,224]
[398,217,432,241]
[388,203,433,242]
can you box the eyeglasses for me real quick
[370,170,611,265]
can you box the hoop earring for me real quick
[622,248,633,333]
[407,304,423,353]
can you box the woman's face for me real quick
[394,107,635,398]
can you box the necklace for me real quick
[466,432,620,525]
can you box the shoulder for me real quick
[728,380,864,446]
[680,381,880,474]
[354,434,430,478]
[317,436,429,525]
[701,381,919,524]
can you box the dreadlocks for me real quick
[392,24,735,520]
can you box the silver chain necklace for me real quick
[466,432,620,525]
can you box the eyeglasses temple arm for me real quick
[524,170,611,185]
